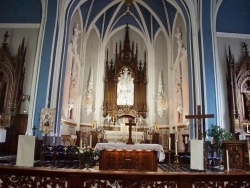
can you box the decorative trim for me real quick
[216,32,250,39]
[61,119,77,126]
[0,23,40,29]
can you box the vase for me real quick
[85,163,90,169]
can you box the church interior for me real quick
[1,0,250,187]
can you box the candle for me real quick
[89,135,92,148]
[226,149,229,172]
[185,136,188,144]
[175,141,178,155]
[80,139,82,148]
[169,136,171,150]
[248,150,250,166]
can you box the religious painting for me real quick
[39,108,56,134]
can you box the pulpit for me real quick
[95,143,165,171]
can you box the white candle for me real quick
[80,139,82,148]
[169,136,171,150]
[175,141,178,155]
[176,127,178,142]
[185,136,188,144]
[226,150,229,172]
[248,150,250,166]
[89,135,92,148]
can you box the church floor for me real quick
[0,155,224,173]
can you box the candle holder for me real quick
[167,150,172,165]
[210,143,215,167]
[184,143,189,154]
[174,155,179,171]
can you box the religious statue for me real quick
[117,68,134,105]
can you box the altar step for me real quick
[157,163,223,172]
[0,155,223,173]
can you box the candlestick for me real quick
[89,134,92,148]
[175,141,178,155]
[226,149,229,172]
[136,124,138,143]
[248,150,250,167]
[169,136,171,150]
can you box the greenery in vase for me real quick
[205,124,233,150]
[74,146,99,165]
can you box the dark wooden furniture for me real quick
[99,149,158,171]
[222,140,247,172]
[1,165,250,188]
[152,132,159,144]
[0,32,27,155]
[226,43,250,136]
[103,25,147,118]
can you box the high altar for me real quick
[95,143,165,171]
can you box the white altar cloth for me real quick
[95,143,165,162]
[104,130,144,143]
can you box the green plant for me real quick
[205,124,233,149]
[74,146,99,163]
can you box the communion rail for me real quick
[0,166,250,188]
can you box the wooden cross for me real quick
[185,105,214,140]
[125,119,136,144]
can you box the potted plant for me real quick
[74,146,99,169]
[205,124,233,157]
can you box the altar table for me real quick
[95,143,165,171]
[104,131,144,143]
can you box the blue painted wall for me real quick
[217,0,250,34]
[201,0,216,127]
[34,0,58,137]
[0,0,41,23]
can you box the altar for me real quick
[95,143,165,171]
[104,130,144,143]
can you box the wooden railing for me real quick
[0,166,250,187]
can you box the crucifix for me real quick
[185,105,214,140]
[125,119,136,144]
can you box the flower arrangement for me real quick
[205,124,233,149]
[74,145,99,169]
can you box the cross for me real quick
[185,105,214,140]
[125,119,136,144]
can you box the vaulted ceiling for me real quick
[76,0,184,41]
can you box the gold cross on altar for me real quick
[185,105,214,140]
[125,119,136,144]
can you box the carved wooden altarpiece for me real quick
[0,32,26,155]
[103,25,147,118]
[0,31,26,127]
[227,43,250,135]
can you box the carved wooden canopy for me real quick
[103,25,147,118]
[0,31,26,127]
[227,42,250,133]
